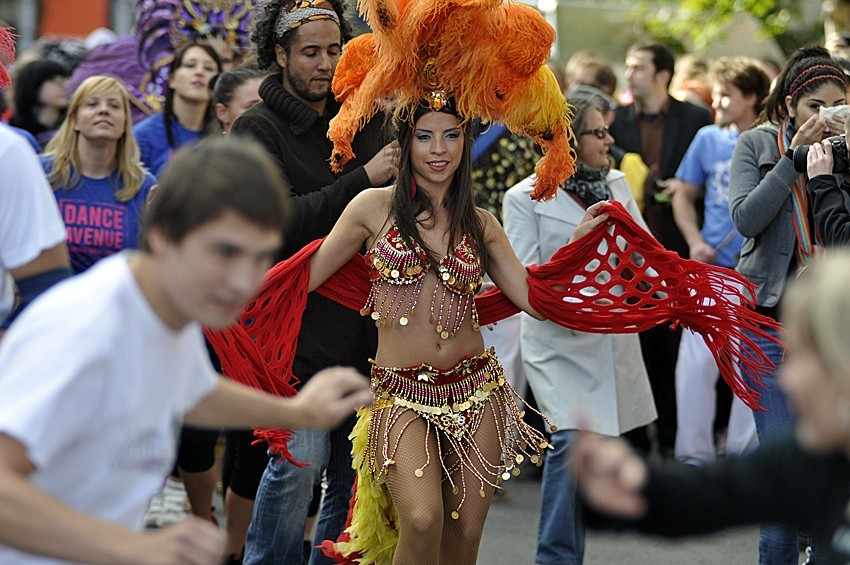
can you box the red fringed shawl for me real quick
[206,201,779,458]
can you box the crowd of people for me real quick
[3,0,850,564]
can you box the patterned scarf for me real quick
[778,119,822,267]
[562,161,613,206]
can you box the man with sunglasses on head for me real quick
[609,42,712,460]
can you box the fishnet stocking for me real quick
[374,399,506,565]
[439,399,503,564]
[377,408,445,565]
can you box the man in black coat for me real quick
[610,42,712,459]
[228,1,398,563]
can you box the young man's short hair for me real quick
[708,57,771,117]
[628,41,676,87]
[140,136,290,250]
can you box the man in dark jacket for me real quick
[610,42,712,459]
[229,1,398,563]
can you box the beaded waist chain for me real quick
[370,348,501,417]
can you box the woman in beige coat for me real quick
[502,95,656,565]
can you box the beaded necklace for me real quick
[361,224,483,339]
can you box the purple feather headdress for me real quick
[68,36,154,124]
[134,0,255,109]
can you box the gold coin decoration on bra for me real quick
[414,468,424,477]
[399,316,409,326]
[451,511,459,520]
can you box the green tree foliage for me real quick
[630,0,823,55]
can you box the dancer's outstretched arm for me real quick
[481,200,610,319]
[308,187,390,292]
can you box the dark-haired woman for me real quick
[207,64,269,563]
[728,45,850,563]
[8,59,69,147]
[310,101,605,564]
[212,67,264,135]
[134,41,223,531]
[133,42,221,177]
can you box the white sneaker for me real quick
[144,479,190,529]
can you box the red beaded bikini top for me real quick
[362,224,483,339]
[365,224,483,295]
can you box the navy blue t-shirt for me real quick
[43,156,156,273]
[132,113,202,177]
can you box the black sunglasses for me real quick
[578,125,610,139]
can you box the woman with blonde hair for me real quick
[42,75,156,273]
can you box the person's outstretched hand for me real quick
[571,431,649,519]
[290,367,372,429]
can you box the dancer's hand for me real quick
[570,200,610,243]
[291,367,372,429]
[571,432,648,519]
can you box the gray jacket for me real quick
[728,123,797,308]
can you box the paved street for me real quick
[211,458,770,564]
[478,476,760,565]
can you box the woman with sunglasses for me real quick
[502,94,656,565]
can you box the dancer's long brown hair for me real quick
[391,102,488,272]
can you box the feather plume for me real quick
[328,0,575,199]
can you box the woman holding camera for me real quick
[728,45,849,563]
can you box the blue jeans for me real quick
[243,416,356,565]
[536,430,584,565]
[743,325,799,565]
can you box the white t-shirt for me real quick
[0,253,218,564]
[0,125,67,323]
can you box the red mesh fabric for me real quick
[0,27,17,89]
[203,240,323,463]
[521,201,778,409]
[209,202,779,454]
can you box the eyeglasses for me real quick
[578,126,610,139]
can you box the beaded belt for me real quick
[362,347,553,523]
[370,348,502,418]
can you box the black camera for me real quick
[792,135,850,173]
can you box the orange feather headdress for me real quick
[328,0,575,201]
